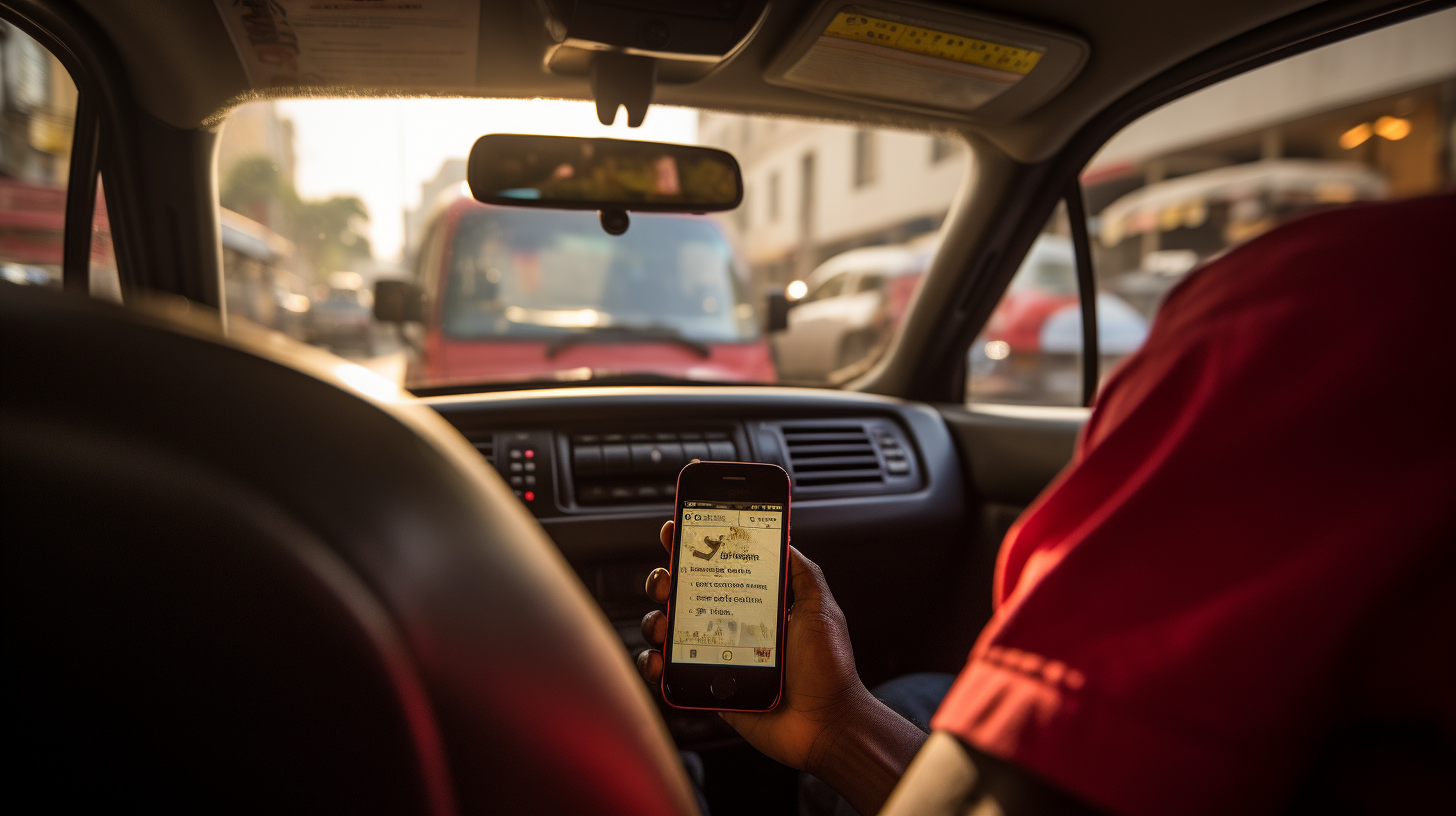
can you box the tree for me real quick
[219,154,372,281]
[290,194,372,277]
[219,155,292,223]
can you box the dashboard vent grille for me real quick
[781,424,883,487]
[469,434,495,466]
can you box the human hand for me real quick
[636,520,878,773]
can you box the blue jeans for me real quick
[798,673,957,816]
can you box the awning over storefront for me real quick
[220,208,294,261]
[0,177,66,231]
[1099,159,1386,246]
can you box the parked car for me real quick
[386,194,774,389]
[773,242,929,382]
[970,234,1149,402]
[308,285,375,355]
[776,233,1148,398]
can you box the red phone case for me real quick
[660,464,791,712]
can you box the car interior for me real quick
[3,0,1450,813]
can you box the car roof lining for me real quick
[73,0,1336,163]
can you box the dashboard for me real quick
[423,386,968,559]
[423,385,977,743]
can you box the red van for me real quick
[398,194,775,389]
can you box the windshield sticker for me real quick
[823,9,1043,75]
[214,0,480,90]
[781,7,1046,113]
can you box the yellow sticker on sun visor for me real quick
[823,10,1044,75]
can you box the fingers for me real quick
[637,521,674,688]
[645,567,671,605]
[636,648,663,684]
[648,521,673,604]
[641,609,667,646]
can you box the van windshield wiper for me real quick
[544,324,711,359]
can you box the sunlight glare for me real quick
[273,98,699,263]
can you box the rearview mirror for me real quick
[467,134,743,214]
[373,279,425,323]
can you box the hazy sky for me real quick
[274,98,699,263]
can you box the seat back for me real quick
[1,282,697,815]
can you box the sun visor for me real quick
[765,2,1088,122]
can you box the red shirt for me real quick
[931,191,1456,815]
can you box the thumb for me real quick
[787,546,831,609]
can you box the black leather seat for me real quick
[1,281,697,815]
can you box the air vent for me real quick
[468,434,495,466]
[781,424,883,488]
[569,429,737,506]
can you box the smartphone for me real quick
[661,461,791,712]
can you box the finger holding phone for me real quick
[637,462,929,815]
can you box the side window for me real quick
[0,21,113,297]
[856,272,885,294]
[967,203,1091,406]
[969,9,1456,406]
[89,175,119,301]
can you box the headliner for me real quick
[72,0,1340,162]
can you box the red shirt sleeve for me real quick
[930,191,1456,815]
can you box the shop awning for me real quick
[0,177,66,231]
[1099,159,1386,246]
[220,208,294,261]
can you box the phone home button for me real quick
[710,674,736,700]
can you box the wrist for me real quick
[805,687,929,816]
[803,683,877,777]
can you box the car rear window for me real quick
[440,208,756,344]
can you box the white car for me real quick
[773,243,929,382]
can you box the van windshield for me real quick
[440,208,758,344]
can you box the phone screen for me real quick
[670,500,785,668]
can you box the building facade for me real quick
[697,113,968,290]
[217,100,297,233]
[403,156,466,266]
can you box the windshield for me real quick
[441,208,756,344]
[215,99,968,391]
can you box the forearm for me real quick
[805,688,930,816]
